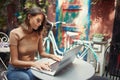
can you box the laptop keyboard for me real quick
[50,61,59,72]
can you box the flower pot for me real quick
[93,37,104,42]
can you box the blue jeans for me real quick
[6,64,40,80]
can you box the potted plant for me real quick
[93,33,104,42]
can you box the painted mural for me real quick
[56,0,91,51]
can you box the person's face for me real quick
[29,14,44,30]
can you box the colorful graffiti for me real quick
[56,0,91,50]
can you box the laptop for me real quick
[31,45,81,76]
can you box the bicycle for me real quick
[42,19,99,72]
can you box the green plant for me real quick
[93,33,104,38]
[16,0,49,24]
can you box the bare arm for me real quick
[10,45,35,68]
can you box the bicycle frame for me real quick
[79,43,98,62]
[43,20,65,56]
[73,40,99,62]
[43,30,63,56]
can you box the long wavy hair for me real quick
[25,7,46,34]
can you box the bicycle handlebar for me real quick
[46,19,66,27]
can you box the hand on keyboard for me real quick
[49,54,62,61]
[33,61,51,71]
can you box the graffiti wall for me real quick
[56,0,91,50]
